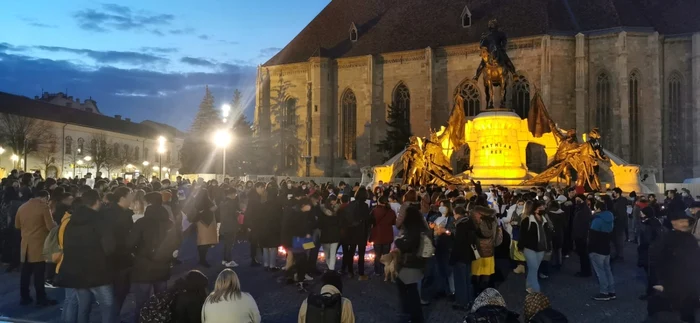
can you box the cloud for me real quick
[218,40,239,45]
[0,51,256,131]
[34,46,168,66]
[19,17,57,29]
[198,34,210,40]
[169,28,195,35]
[0,43,27,52]
[180,57,216,67]
[258,47,282,57]
[139,47,179,54]
[73,4,174,33]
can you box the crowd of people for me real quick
[1,169,700,323]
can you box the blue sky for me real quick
[0,0,330,130]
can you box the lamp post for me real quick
[157,136,166,180]
[213,129,232,180]
[142,161,149,177]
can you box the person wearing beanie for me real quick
[637,205,663,300]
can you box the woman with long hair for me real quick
[518,200,551,293]
[195,188,219,268]
[429,199,455,298]
[201,269,260,323]
[395,206,429,322]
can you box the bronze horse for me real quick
[473,19,518,109]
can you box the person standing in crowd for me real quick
[259,184,283,271]
[245,182,265,267]
[518,200,551,293]
[430,199,456,299]
[648,211,700,322]
[15,190,57,306]
[201,269,261,323]
[102,187,134,318]
[219,187,241,268]
[572,194,592,277]
[298,271,356,323]
[631,196,650,244]
[450,206,475,311]
[46,191,74,287]
[195,188,218,268]
[2,183,24,272]
[171,270,209,323]
[369,196,396,277]
[611,188,628,262]
[130,189,146,223]
[637,206,663,300]
[341,188,372,280]
[588,201,616,301]
[395,206,429,323]
[288,198,315,291]
[127,192,178,322]
[471,205,500,294]
[504,199,526,274]
[58,189,115,322]
[396,189,419,229]
[306,192,323,276]
[319,195,342,272]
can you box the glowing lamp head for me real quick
[0,147,5,154]
[157,147,166,154]
[77,160,84,165]
[10,154,18,162]
[221,104,231,118]
[213,129,232,148]
[84,156,92,161]
[142,161,149,166]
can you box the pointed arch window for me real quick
[667,72,687,165]
[134,147,140,161]
[629,70,641,163]
[123,144,129,159]
[77,138,84,154]
[65,136,73,154]
[90,139,97,155]
[283,98,297,129]
[461,5,472,28]
[594,72,612,149]
[512,75,531,118]
[340,89,357,160]
[144,147,149,160]
[457,81,481,116]
[392,82,411,132]
[349,23,358,42]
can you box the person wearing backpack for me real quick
[57,189,116,323]
[471,205,501,295]
[127,192,177,323]
[394,206,430,323]
[298,271,355,323]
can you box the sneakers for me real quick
[223,261,239,268]
[297,282,308,293]
[593,293,612,301]
[358,275,369,281]
[513,264,525,274]
[304,274,314,281]
[608,293,617,300]
[538,273,549,279]
[44,281,58,289]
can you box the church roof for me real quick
[264,0,700,66]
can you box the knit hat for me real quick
[471,288,506,313]
[641,206,655,218]
[523,292,551,321]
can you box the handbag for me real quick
[292,236,315,252]
[471,244,481,260]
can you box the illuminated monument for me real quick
[367,20,652,193]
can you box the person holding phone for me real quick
[429,200,456,300]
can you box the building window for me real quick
[90,139,97,155]
[512,75,531,118]
[340,89,357,160]
[123,144,129,158]
[283,98,296,128]
[134,147,140,160]
[667,72,687,166]
[349,23,358,42]
[629,70,641,164]
[144,147,149,160]
[65,136,73,154]
[594,72,612,150]
[113,143,120,157]
[77,138,84,154]
[457,81,481,117]
[461,5,472,28]
[392,82,411,132]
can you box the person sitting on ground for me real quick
[523,292,568,322]
[298,271,355,323]
[201,269,261,323]
[171,270,209,323]
[463,288,519,323]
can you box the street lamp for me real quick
[157,136,166,180]
[213,129,232,180]
[221,104,231,123]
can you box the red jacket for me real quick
[370,205,396,245]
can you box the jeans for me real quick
[575,238,592,275]
[77,285,115,323]
[613,228,625,259]
[372,243,391,275]
[132,281,167,323]
[63,288,79,323]
[341,244,366,275]
[322,243,339,271]
[397,277,424,323]
[589,252,615,294]
[435,247,454,294]
[113,268,131,319]
[261,248,277,267]
[20,260,47,301]
[523,248,544,292]
[222,233,236,262]
[453,262,473,307]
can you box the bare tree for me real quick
[88,133,110,173]
[33,132,59,176]
[0,114,55,167]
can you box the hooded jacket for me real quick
[126,204,174,283]
[588,211,614,255]
[297,285,355,323]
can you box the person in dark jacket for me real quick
[127,192,176,322]
[571,195,592,277]
[219,187,241,268]
[611,188,628,261]
[450,206,476,311]
[58,189,116,323]
[518,201,551,293]
[171,270,209,323]
[245,182,266,266]
[463,288,519,323]
[588,201,616,301]
[546,201,567,269]
[1,185,24,272]
[102,187,134,319]
[637,206,663,300]
[306,192,323,275]
[370,196,397,276]
[648,211,700,322]
[523,292,568,323]
[340,187,372,280]
[258,184,283,271]
[319,195,341,271]
[395,205,429,323]
[287,198,315,291]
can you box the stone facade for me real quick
[256,29,700,182]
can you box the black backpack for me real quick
[305,292,343,323]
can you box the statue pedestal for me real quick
[468,111,528,185]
